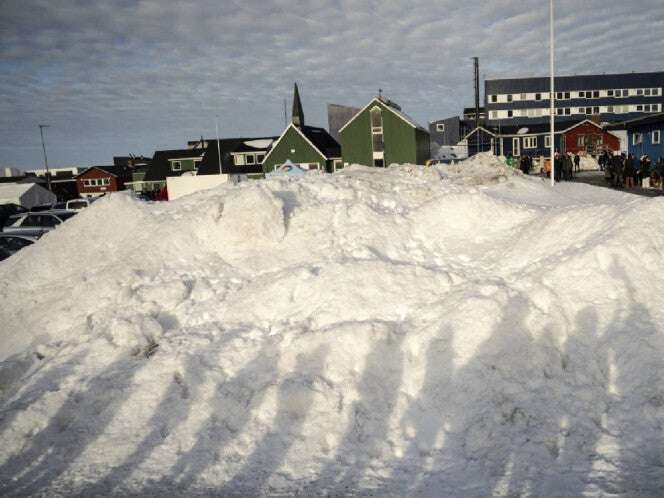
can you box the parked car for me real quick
[0,203,28,228]
[0,233,37,261]
[2,210,77,236]
[66,198,93,210]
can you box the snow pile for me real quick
[1,154,664,497]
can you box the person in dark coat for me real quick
[609,153,623,187]
[553,152,563,181]
[624,154,636,189]
[640,155,652,187]
[574,153,581,173]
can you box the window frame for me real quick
[171,160,182,172]
[523,136,537,149]
[436,123,445,132]
[653,130,661,145]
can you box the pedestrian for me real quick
[624,153,636,189]
[563,153,573,180]
[554,152,563,181]
[574,153,580,173]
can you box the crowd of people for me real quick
[512,150,664,190]
[598,151,664,189]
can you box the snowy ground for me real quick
[1,153,664,497]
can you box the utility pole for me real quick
[549,0,555,186]
[39,124,51,192]
[215,117,222,175]
[473,57,480,151]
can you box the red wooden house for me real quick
[563,120,620,155]
[75,166,129,198]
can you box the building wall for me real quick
[262,126,326,173]
[564,123,620,154]
[168,158,199,175]
[76,169,121,197]
[430,117,461,147]
[628,123,664,160]
[485,72,664,127]
[341,100,423,166]
[498,134,563,158]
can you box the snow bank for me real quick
[1,153,664,497]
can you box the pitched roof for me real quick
[75,165,131,179]
[338,96,428,134]
[623,112,664,129]
[300,125,341,158]
[292,82,305,128]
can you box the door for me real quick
[513,137,521,156]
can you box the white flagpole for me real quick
[549,0,555,186]
[215,117,222,175]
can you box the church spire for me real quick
[292,82,304,128]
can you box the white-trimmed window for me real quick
[102,178,110,186]
[171,160,182,171]
[633,133,643,145]
[523,136,537,149]
[245,154,256,165]
[507,94,513,102]
[491,95,497,103]
[653,130,661,145]
[256,153,265,163]
[653,88,661,96]
[436,123,445,132]
[234,154,245,166]
[193,158,201,169]
[637,105,643,111]
[490,111,498,119]
[545,135,552,148]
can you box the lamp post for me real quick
[215,117,222,175]
[39,124,52,191]
[549,0,555,186]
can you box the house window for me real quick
[507,94,513,102]
[653,130,661,145]
[556,92,562,99]
[171,161,182,171]
[523,136,537,149]
[436,123,445,132]
[607,90,614,97]
[622,89,629,97]
[593,106,600,114]
[645,88,651,96]
[491,95,497,103]
[637,89,644,96]
[102,178,110,186]
[653,88,660,96]
[256,154,265,163]
[653,104,660,112]
[245,154,255,165]
[593,91,599,98]
[578,91,585,98]
[565,108,571,115]
[633,133,643,145]
[490,111,498,119]
[193,158,201,169]
[585,107,592,114]
[507,110,513,118]
[636,105,643,111]
[607,106,614,113]
[556,108,563,115]
[234,154,245,166]
[370,106,384,154]
[545,135,551,148]
[535,93,542,101]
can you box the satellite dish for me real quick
[517,127,529,135]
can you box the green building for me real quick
[262,83,342,174]
[339,95,430,167]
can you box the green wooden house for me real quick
[339,95,430,167]
[262,83,342,174]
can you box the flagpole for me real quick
[549,0,555,186]
[215,117,222,175]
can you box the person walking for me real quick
[574,153,581,173]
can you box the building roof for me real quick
[75,165,132,179]
[338,96,428,134]
[197,137,278,176]
[486,71,664,94]
[622,112,664,129]
[144,149,205,181]
[299,126,341,158]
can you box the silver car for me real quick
[2,210,77,237]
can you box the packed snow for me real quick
[1,154,663,497]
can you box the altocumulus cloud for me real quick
[1,0,663,168]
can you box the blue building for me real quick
[485,71,664,128]
[627,113,664,161]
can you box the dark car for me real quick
[0,203,28,228]
[2,210,77,237]
[0,233,37,261]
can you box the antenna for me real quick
[38,124,51,192]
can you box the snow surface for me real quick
[243,139,274,149]
[1,153,664,497]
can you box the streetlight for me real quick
[549,0,555,186]
[39,124,52,192]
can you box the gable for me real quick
[338,98,425,135]
[262,124,327,168]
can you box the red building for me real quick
[563,120,620,155]
[75,166,128,198]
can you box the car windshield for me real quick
[68,201,87,209]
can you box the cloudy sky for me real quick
[1,0,663,169]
